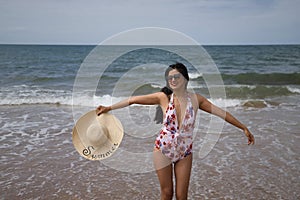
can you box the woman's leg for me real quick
[153,150,173,200]
[174,154,193,200]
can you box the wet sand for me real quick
[1,103,299,199]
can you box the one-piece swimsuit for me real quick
[155,93,196,163]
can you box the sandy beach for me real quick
[1,101,299,199]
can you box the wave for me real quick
[189,72,203,79]
[1,83,299,107]
[0,85,73,106]
[0,91,295,110]
[190,72,300,85]
[222,72,300,85]
[209,99,280,109]
[224,85,299,99]
[125,83,300,99]
[287,86,300,94]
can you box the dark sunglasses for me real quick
[167,73,181,81]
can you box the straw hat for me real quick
[72,111,123,160]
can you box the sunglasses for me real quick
[167,73,181,81]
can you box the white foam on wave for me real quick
[92,94,126,107]
[150,83,163,89]
[2,83,298,109]
[0,85,73,106]
[189,72,203,79]
[0,94,73,106]
[208,98,242,108]
[0,84,245,109]
[287,86,300,94]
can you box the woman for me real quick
[96,63,255,200]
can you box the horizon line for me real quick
[0,42,299,46]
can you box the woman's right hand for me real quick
[96,105,111,116]
[244,128,255,145]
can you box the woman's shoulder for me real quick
[188,92,205,98]
[188,92,206,105]
[187,92,200,99]
[151,91,170,101]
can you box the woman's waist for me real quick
[158,129,194,138]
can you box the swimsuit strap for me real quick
[170,93,175,106]
[169,92,190,107]
[182,93,194,126]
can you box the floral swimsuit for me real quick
[155,93,196,163]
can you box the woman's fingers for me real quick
[96,105,104,116]
[96,105,110,116]
[245,129,255,145]
[248,133,255,145]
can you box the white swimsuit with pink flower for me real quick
[155,93,196,163]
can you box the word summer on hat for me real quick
[72,111,123,160]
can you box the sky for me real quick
[0,0,299,45]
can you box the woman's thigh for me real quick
[174,154,193,197]
[153,150,173,189]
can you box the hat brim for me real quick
[72,111,124,160]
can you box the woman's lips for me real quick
[170,82,177,87]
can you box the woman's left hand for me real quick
[244,128,255,145]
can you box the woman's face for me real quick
[167,69,187,90]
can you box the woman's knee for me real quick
[161,186,173,199]
[176,190,188,200]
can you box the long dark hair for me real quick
[154,63,189,124]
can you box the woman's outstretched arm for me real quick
[196,94,255,145]
[96,92,166,115]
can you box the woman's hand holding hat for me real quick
[96,105,111,116]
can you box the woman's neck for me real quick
[173,88,188,98]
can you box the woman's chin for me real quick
[170,85,181,91]
[169,85,177,90]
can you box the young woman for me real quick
[96,63,255,200]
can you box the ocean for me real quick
[0,44,299,199]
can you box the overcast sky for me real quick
[0,0,299,45]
